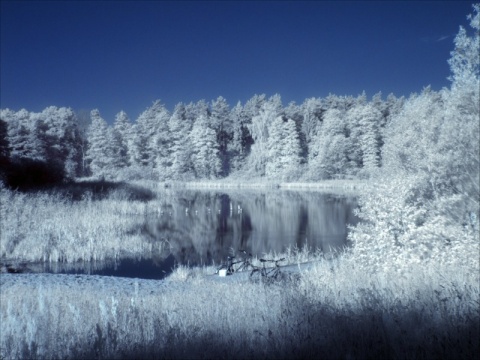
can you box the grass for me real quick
[1,252,478,359]
[0,180,478,359]
[0,181,166,264]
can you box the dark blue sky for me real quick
[0,1,474,122]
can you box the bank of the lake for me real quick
[1,180,478,359]
[1,253,478,359]
[156,179,368,191]
[0,180,360,270]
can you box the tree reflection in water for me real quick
[144,189,359,266]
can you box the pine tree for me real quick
[265,116,285,177]
[190,115,221,179]
[26,115,49,162]
[229,101,253,173]
[246,95,282,176]
[266,116,303,180]
[347,102,382,174]
[5,109,31,159]
[132,100,170,173]
[113,111,133,169]
[167,103,195,180]
[281,118,303,179]
[86,109,113,178]
[308,108,349,179]
[38,106,82,178]
[301,97,323,146]
[211,96,231,176]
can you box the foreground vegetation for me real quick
[0,174,477,359]
[0,175,478,359]
[1,5,478,359]
[1,247,478,359]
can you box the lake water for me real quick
[39,189,359,279]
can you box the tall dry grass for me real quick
[1,250,478,359]
[0,183,165,264]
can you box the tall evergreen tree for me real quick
[265,116,285,177]
[5,109,31,159]
[190,115,221,179]
[86,109,113,177]
[211,96,232,176]
[229,102,253,173]
[113,111,133,169]
[281,118,303,179]
[132,100,170,172]
[246,95,282,176]
[38,106,82,178]
[346,102,382,175]
[308,108,349,179]
[167,103,195,180]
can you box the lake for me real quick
[38,189,359,279]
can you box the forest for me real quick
[0,2,477,188]
[0,5,478,271]
[0,89,404,184]
[0,5,479,359]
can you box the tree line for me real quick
[0,91,405,184]
[0,4,478,192]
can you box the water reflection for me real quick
[17,189,358,279]
[143,189,358,266]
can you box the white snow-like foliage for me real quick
[1,106,82,178]
[190,115,221,179]
[448,3,480,89]
[350,3,480,275]
[266,117,302,180]
[246,94,283,176]
[308,108,349,179]
[1,252,478,359]
[86,109,114,178]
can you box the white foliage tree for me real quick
[308,108,349,179]
[210,96,231,176]
[265,116,284,177]
[131,101,170,175]
[113,111,133,169]
[282,118,303,179]
[448,3,480,90]
[38,106,81,178]
[167,103,195,180]
[347,102,382,175]
[190,115,221,179]
[301,97,323,146]
[4,109,32,159]
[266,117,302,180]
[246,94,282,176]
[351,4,480,273]
[86,110,114,178]
[1,107,81,178]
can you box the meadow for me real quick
[0,180,479,359]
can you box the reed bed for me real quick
[0,184,165,264]
[1,252,478,359]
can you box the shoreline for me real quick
[158,179,368,191]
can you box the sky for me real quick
[0,1,475,122]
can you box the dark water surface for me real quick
[26,189,359,279]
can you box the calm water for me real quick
[40,189,358,279]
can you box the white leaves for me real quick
[448,4,480,89]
